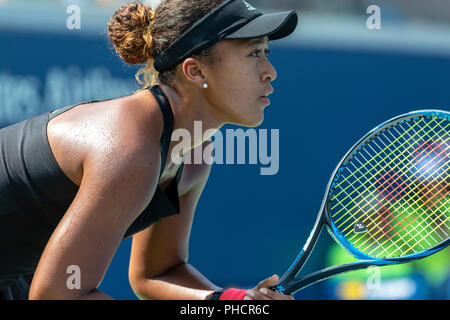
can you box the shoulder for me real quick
[110,90,164,149]
[74,90,162,157]
[77,91,167,192]
[85,98,164,174]
[80,121,163,217]
[46,91,164,186]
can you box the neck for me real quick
[158,83,224,167]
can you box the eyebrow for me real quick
[246,38,269,47]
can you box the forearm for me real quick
[29,286,114,300]
[132,263,222,300]
[78,289,115,300]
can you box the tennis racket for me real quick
[273,109,450,295]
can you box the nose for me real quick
[262,60,277,82]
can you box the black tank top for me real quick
[0,85,184,288]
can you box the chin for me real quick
[249,108,266,127]
[228,103,266,127]
[238,114,264,128]
[249,118,264,128]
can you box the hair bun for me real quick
[107,2,155,65]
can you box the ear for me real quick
[181,57,207,89]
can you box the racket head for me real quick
[323,110,450,262]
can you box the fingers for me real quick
[244,288,294,301]
[243,274,295,300]
[255,274,279,290]
[244,289,270,300]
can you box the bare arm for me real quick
[29,141,161,300]
[132,262,221,300]
[129,149,220,300]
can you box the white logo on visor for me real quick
[243,0,256,11]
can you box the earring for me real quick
[203,82,208,89]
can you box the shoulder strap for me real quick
[149,85,174,180]
[176,162,185,184]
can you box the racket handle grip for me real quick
[269,285,286,294]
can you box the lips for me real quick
[259,96,270,105]
[261,89,274,98]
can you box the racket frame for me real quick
[275,109,450,295]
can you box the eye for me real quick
[251,48,270,58]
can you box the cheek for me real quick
[209,55,261,116]
[218,70,255,106]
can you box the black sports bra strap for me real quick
[176,162,185,184]
[149,85,175,179]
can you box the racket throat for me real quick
[278,218,325,289]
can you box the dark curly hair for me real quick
[107,0,226,90]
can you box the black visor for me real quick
[225,10,298,40]
[153,0,298,72]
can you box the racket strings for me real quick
[337,164,447,256]
[343,124,449,237]
[381,207,448,257]
[349,163,449,256]
[345,136,447,240]
[332,123,448,232]
[331,130,448,233]
[356,124,448,254]
[359,121,449,244]
[377,125,449,231]
[349,122,449,256]
[331,118,431,204]
[334,119,448,224]
[347,172,447,254]
[329,116,449,258]
[331,118,448,215]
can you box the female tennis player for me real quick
[0,0,298,300]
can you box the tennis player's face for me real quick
[207,37,277,127]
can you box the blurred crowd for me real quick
[1,0,450,26]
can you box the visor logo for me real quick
[243,1,256,11]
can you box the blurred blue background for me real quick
[0,0,448,299]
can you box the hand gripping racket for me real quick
[273,109,450,295]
